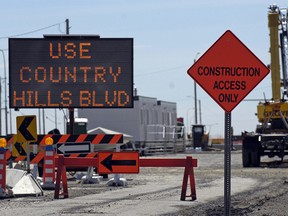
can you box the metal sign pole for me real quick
[224,112,231,216]
[26,141,31,173]
[114,144,121,185]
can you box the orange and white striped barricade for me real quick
[0,138,7,197]
[41,137,56,190]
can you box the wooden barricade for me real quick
[139,157,197,201]
[54,155,98,199]
[54,154,197,201]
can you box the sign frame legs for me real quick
[180,156,197,201]
[26,142,31,173]
[54,155,68,199]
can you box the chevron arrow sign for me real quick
[16,115,37,142]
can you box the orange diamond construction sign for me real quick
[187,30,270,112]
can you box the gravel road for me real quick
[1,147,288,216]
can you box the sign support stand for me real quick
[69,108,74,134]
[26,141,31,173]
[113,145,121,185]
[224,112,232,216]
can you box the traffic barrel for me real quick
[0,138,7,197]
[41,137,55,190]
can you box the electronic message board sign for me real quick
[9,36,133,109]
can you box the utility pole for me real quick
[66,18,69,34]
[9,106,12,134]
[38,109,41,134]
[66,18,74,134]
[193,52,200,125]
[199,100,202,124]
[194,80,198,124]
[0,77,2,135]
[55,109,57,129]
[42,109,45,134]
[0,49,8,135]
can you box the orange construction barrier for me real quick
[54,154,197,201]
[54,155,98,199]
[139,156,197,201]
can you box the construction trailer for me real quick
[78,95,185,154]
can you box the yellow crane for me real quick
[242,5,288,167]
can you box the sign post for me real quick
[224,112,232,215]
[187,30,270,215]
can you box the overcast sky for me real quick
[0,0,285,137]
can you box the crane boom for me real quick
[279,7,288,94]
[242,5,288,167]
[268,5,281,101]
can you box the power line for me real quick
[0,21,66,39]
[135,65,188,77]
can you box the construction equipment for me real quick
[242,5,288,167]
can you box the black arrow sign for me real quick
[14,142,26,156]
[18,116,35,141]
[101,154,136,172]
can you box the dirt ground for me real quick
[1,146,288,216]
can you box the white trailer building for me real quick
[78,95,184,153]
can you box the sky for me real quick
[0,0,285,137]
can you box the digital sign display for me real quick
[9,36,133,108]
